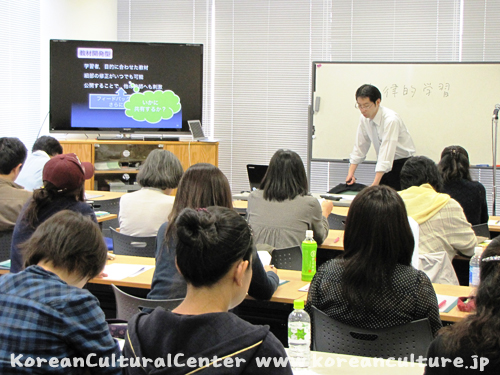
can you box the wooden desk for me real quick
[91,254,156,289]
[261,270,309,304]
[90,255,472,322]
[489,216,500,232]
[97,214,117,223]
[319,229,345,250]
[433,283,472,323]
[86,190,126,201]
[91,255,309,304]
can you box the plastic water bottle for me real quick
[301,230,317,282]
[469,247,483,288]
[288,300,311,368]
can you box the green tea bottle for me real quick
[301,230,317,281]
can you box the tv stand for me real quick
[60,139,218,191]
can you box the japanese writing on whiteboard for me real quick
[383,83,450,98]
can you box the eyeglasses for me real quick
[355,102,374,110]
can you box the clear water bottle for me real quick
[288,300,311,368]
[469,247,483,288]
[301,230,317,282]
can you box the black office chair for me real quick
[110,228,156,258]
[327,213,346,230]
[311,306,433,360]
[93,197,120,238]
[270,246,302,271]
[112,284,183,321]
[0,230,13,262]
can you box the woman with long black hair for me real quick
[306,185,442,336]
[425,238,500,374]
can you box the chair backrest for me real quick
[0,230,13,262]
[311,306,433,360]
[472,223,490,239]
[110,228,156,258]
[327,213,346,230]
[112,284,183,321]
[93,197,120,238]
[271,246,302,271]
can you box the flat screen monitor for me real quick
[49,39,203,135]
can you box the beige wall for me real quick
[40,0,118,138]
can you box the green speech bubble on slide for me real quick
[124,89,181,124]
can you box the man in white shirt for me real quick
[15,136,63,191]
[346,84,416,190]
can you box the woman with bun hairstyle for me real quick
[438,145,488,225]
[147,163,279,301]
[10,153,95,273]
[124,207,292,374]
[425,237,500,374]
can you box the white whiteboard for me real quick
[311,63,500,165]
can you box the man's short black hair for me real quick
[356,84,382,104]
[32,136,63,156]
[0,137,27,175]
[400,156,443,192]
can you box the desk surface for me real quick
[0,254,471,322]
[93,255,472,322]
[96,214,117,223]
[86,190,126,201]
[320,230,345,250]
[489,216,500,232]
[92,255,308,304]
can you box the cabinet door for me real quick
[60,142,94,191]
[165,143,218,171]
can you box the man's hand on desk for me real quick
[265,265,278,275]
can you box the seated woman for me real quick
[0,210,121,374]
[400,156,476,261]
[247,149,331,249]
[438,145,488,226]
[123,207,292,374]
[425,238,500,374]
[119,149,183,236]
[10,153,95,273]
[147,163,279,300]
[306,185,442,336]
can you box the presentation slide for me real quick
[50,40,203,132]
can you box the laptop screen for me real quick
[247,164,268,191]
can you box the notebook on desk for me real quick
[247,164,268,191]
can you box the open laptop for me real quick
[247,164,268,191]
[233,164,269,201]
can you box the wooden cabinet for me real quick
[60,140,218,192]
